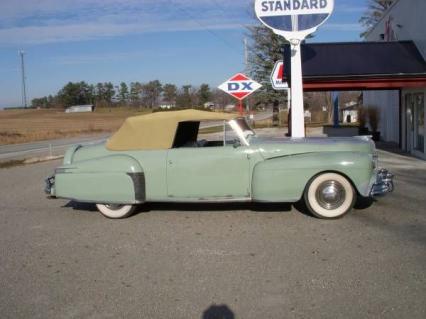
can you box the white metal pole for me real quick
[290,41,305,138]
[287,89,291,110]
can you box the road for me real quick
[0,112,273,162]
[0,149,425,318]
[0,135,109,161]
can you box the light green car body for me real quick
[49,132,380,206]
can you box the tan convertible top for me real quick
[106,109,237,151]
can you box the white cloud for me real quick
[0,20,244,46]
[0,0,249,46]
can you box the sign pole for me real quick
[239,100,244,116]
[255,0,334,138]
[289,40,305,138]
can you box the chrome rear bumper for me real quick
[370,169,394,197]
[45,175,55,196]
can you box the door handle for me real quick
[168,160,173,165]
[246,154,251,160]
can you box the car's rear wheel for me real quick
[96,204,136,219]
[304,173,356,219]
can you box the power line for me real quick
[171,0,243,55]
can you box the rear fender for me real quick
[55,155,145,204]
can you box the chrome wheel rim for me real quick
[315,180,346,210]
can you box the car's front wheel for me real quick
[96,204,136,219]
[304,173,356,219]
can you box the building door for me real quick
[413,93,425,154]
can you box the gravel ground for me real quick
[0,150,425,319]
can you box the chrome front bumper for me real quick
[45,175,55,196]
[370,169,394,197]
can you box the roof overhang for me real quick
[304,76,426,91]
[285,41,426,91]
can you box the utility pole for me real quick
[244,38,250,114]
[244,38,248,69]
[19,50,28,108]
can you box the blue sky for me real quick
[0,0,367,107]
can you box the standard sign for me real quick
[255,0,334,33]
[218,73,262,100]
[270,61,288,90]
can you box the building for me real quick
[204,102,215,109]
[294,41,425,147]
[65,105,94,113]
[341,102,359,124]
[363,0,426,159]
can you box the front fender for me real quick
[252,152,374,202]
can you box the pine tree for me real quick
[198,84,211,106]
[246,25,289,109]
[119,82,129,105]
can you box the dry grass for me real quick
[0,108,150,145]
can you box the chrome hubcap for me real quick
[315,180,346,210]
[105,204,124,211]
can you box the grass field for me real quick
[0,108,149,145]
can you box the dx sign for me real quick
[227,82,255,92]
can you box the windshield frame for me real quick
[228,117,255,146]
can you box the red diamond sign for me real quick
[218,73,262,101]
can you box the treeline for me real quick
[32,81,235,109]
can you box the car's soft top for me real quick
[106,109,237,151]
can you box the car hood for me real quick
[249,136,375,159]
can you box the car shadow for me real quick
[62,201,97,212]
[62,198,374,218]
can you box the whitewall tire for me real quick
[96,204,136,219]
[304,173,356,219]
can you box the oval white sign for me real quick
[255,0,334,34]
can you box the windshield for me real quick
[227,117,256,146]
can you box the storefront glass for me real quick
[414,93,424,153]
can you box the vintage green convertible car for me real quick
[45,109,393,219]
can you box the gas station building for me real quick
[297,0,426,159]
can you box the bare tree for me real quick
[359,0,395,38]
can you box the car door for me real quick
[166,145,250,200]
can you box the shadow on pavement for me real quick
[63,200,296,214]
[62,197,380,218]
[202,304,235,319]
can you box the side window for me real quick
[172,120,244,148]
[198,121,239,147]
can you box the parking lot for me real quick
[0,150,425,319]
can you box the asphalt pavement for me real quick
[0,149,425,319]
